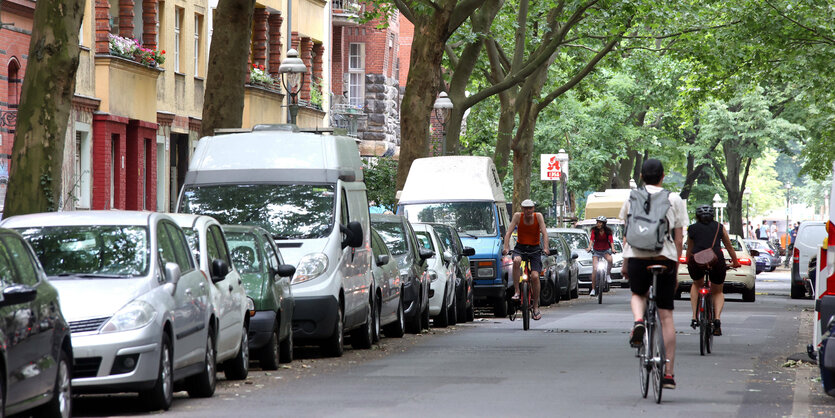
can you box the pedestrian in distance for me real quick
[621,158,688,390]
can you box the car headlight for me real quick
[614,260,623,268]
[100,300,156,334]
[246,297,256,316]
[579,260,592,267]
[477,267,494,278]
[292,253,328,285]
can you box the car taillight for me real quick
[793,247,800,263]
[738,257,751,266]
[679,256,687,263]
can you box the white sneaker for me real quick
[589,289,596,297]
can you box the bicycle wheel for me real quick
[597,275,603,304]
[706,299,714,354]
[521,281,530,330]
[699,294,707,356]
[638,324,650,398]
[652,312,666,404]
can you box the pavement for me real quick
[66,266,835,417]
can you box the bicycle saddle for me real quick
[646,264,668,273]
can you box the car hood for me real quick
[276,238,329,266]
[574,249,592,261]
[461,237,500,259]
[50,277,150,321]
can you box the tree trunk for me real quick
[200,0,255,138]
[492,90,515,180]
[4,0,85,217]
[395,14,451,191]
[510,105,537,214]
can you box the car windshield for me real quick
[18,225,149,277]
[556,233,589,250]
[401,202,496,237]
[373,222,408,256]
[179,184,335,239]
[225,231,264,274]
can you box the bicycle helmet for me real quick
[695,205,714,222]
[596,216,607,224]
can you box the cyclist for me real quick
[620,159,688,390]
[686,205,741,336]
[502,199,550,321]
[586,216,616,297]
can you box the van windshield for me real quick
[179,184,335,239]
[401,202,496,237]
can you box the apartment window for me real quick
[174,7,182,72]
[194,14,202,76]
[348,43,365,108]
[74,129,92,209]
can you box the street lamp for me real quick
[713,193,725,225]
[278,48,307,126]
[433,91,453,155]
[555,149,569,227]
[743,188,752,238]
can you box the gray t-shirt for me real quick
[618,185,688,262]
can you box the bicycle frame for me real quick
[698,279,714,355]
[638,266,666,404]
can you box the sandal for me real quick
[532,310,542,320]
[690,319,698,330]
[511,293,520,301]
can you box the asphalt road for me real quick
[66,267,835,418]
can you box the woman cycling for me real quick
[686,205,741,336]
[586,216,615,297]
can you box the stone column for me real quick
[119,0,135,39]
[268,13,283,79]
[253,8,269,69]
[142,0,158,49]
[95,0,111,54]
[299,36,313,102]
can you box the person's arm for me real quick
[503,213,520,254]
[537,213,549,255]
[674,227,683,261]
[586,230,593,252]
[721,228,741,268]
[685,237,694,261]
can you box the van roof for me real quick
[398,156,506,204]
[185,131,363,184]
[584,189,632,220]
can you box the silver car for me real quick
[2,211,217,411]
[412,223,457,327]
[169,214,250,380]
[549,228,594,292]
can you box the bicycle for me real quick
[696,260,736,355]
[594,258,611,305]
[505,248,546,331]
[637,264,667,404]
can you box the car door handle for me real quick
[229,285,234,293]
[238,278,242,285]
[185,289,192,297]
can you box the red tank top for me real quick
[517,214,540,246]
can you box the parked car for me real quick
[611,238,625,287]
[413,224,458,327]
[177,128,375,357]
[371,214,432,333]
[4,211,217,411]
[752,251,768,274]
[223,225,296,369]
[548,228,589,297]
[0,228,72,417]
[792,221,827,299]
[170,214,250,380]
[543,234,580,304]
[677,234,757,302]
[369,227,406,339]
[426,223,476,322]
[745,239,780,271]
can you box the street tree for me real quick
[3,0,85,217]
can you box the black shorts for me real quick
[687,260,727,285]
[513,244,543,273]
[628,258,677,310]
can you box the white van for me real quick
[177,126,375,357]
[792,220,826,299]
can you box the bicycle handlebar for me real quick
[502,248,555,256]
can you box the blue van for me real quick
[396,156,513,316]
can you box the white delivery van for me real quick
[177,125,375,357]
[792,220,827,299]
[396,156,513,317]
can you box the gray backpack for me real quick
[624,188,671,251]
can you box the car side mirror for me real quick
[749,249,759,257]
[0,284,37,307]
[210,258,229,283]
[163,262,181,286]
[462,247,476,257]
[499,225,507,240]
[571,251,579,260]
[376,254,390,267]
[442,251,453,263]
[418,248,435,261]
[277,264,296,278]
[341,221,364,249]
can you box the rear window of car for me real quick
[373,222,408,256]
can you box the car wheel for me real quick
[742,285,756,302]
[224,324,249,380]
[570,283,579,299]
[260,324,281,370]
[187,329,217,398]
[493,297,508,317]
[383,296,406,338]
[456,283,467,321]
[406,295,422,334]
[448,289,458,326]
[372,294,382,343]
[466,301,475,322]
[421,296,431,330]
[540,279,555,306]
[790,283,806,299]
[38,347,72,417]
[434,288,449,328]
[140,334,173,410]
[322,304,345,357]
[279,325,294,364]
[351,297,374,349]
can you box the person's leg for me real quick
[631,293,647,321]
[690,278,703,321]
[658,308,676,377]
[604,252,613,277]
[531,270,540,311]
[712,284,725,320]
[591,255,599,289]
[512,255,521,297]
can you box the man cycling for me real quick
[586,216,616,297]
[620,159,688,390]
[686,205,741,336]
[502,199,550,321]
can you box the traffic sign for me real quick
[541,154,565,181]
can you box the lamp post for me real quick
[555,149,569,227]
[278,49,307,126]
[433,91,453,156]
[743,188,752,239]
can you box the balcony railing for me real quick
[332,0,361,26]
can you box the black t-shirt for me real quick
[688,220,725,259]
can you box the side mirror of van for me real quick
[341,221,364,249]
[376,254,390,267]
[211,258,230,283]
[164,262,181,286]
[462,247,476,257]
[277,264,296,278]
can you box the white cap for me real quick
[521,199,535,208]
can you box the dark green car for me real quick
[222,225,296,370]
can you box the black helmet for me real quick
[696,205,714,222]
[596,216,607,224]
